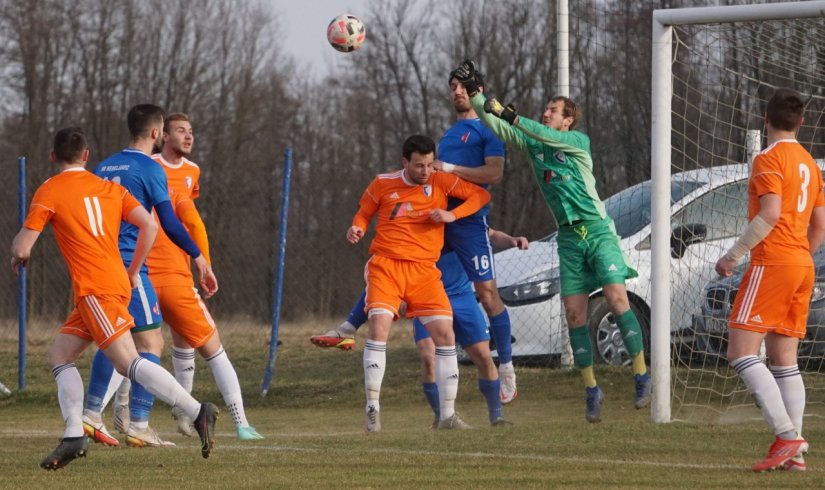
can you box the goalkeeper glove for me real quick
[453,59,480,97]
[484,98,518,125]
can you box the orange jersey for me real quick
[146,154,202,287]
[352,170,490,263]
[749,139,825,266]
[23,168,141,300]
[151,153,200,199]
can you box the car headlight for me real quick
[498,269,561,305]
[811,282,825,303]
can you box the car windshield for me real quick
[605,179,705,238]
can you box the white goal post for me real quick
[650,1,825,423]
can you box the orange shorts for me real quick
[156,286,217,348]
[61,294,135,350]
[729,264,814,339]
[364,255,452,319]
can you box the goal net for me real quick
[652,2,825,423]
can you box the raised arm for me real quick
[469,93,531,155]
[515,116,590,157]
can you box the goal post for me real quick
[650,1,825,423]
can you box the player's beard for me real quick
[173,143,191,157]
[453,98,471,115]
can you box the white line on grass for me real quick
[215,442,751,472]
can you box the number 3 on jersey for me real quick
[798,163,811,213]
[83,196,105,237]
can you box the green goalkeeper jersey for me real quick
[470,93,607,226]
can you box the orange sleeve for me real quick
[352,177,380,231]
[23,184,56,231]
[177,197,211,264]
[751,153,783,198]
[120,188,142,220]
[440,174,491,220]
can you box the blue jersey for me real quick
[438,118,504,218]
[94,148,170,269]
[437,251,473,297]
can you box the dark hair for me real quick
[766,88,804,131]
[402,134,436,160]
[551,95,581,130]
[448,66,485,89]
[127,104,165,139]
[53,127,87,163]
[164,112,190,134]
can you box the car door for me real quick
[668,179,750,330]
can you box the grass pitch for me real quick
[1,320,823,488]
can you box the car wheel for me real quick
[587,296,650,366]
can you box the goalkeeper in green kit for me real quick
[452,60,651,422]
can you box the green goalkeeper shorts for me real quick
[556,217,638,297]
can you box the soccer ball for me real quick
[327,14,366,53]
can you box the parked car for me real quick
[492,162,825,366]
[491,164,755,365]
[691,250,825,370]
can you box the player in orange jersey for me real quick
[716,89,825,472]
[10,127,218,470]
[348,134,490,431]
[102,113,209,431]
[146,113,261,440]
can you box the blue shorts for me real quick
[128,271,162,329]
[413,290,490,347]
[444,215,495,283]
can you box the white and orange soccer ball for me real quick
[326,14,366,53]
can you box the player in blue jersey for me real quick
[313,66,519,404]
[313,229,527,427]
[81,104,218,448]
[433,66,518,405]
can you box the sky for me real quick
[269,0,370,77]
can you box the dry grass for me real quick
[0,320,823,488]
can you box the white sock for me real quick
[337,322,357,337]
[52,363,84,438]
[172,346,196,393]
[499,361,514,373]
[771,364,805,437]
[115,377,130,406]
[731,356,795,437]
[128,357,200,421]
[435,346,459,421]
[206,347,248,427]
[364,340,386,412]
[101,371,126,409]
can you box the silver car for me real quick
[491,164,755,365]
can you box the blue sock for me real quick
[479,378,502,422]
[489,309,513,364]
[347,290,368,329]
[422,382,440,419]
[129,352,160,423]
[85,349,115,412]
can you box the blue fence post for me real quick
[18,156,27,392]
[261,148,293,397]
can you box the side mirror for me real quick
[671,223,708,259]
